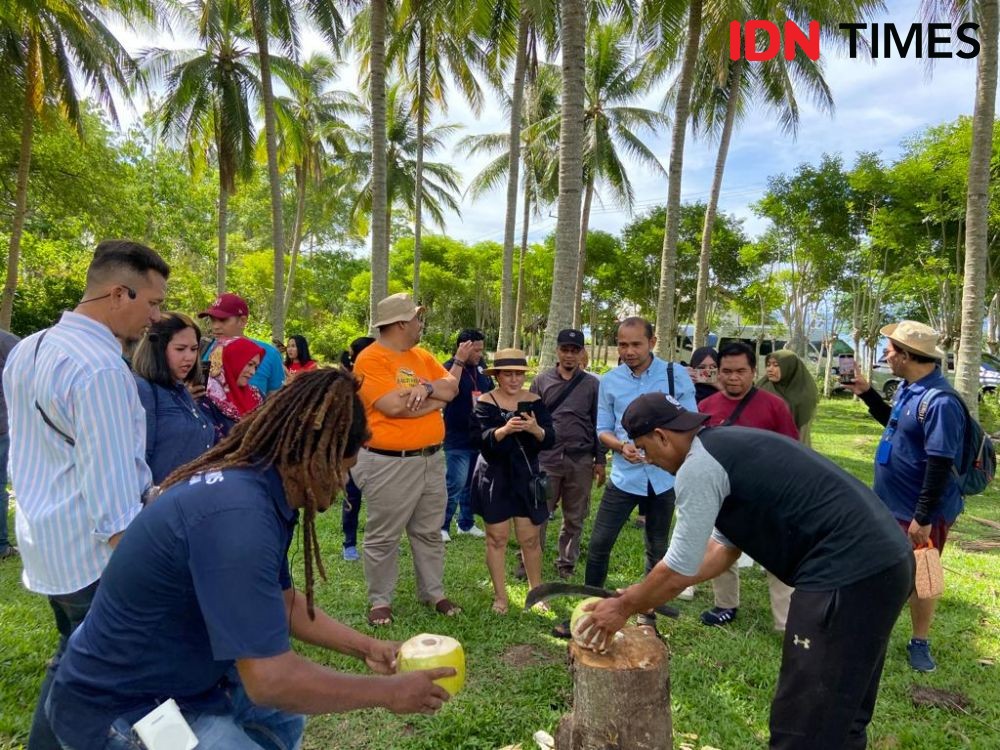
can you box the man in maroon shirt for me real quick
[697,342,799,630]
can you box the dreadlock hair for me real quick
[161,368,369,618]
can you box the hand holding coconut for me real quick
[363,638,400,675]
[574,595,629,653]
[385,668,455,715]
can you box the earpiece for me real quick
[126,286,137,300]
[79,285,137,305]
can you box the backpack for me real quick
[916,387,996,496]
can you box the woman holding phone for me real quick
[132,313,219,484]
[471,348,555,614]
[688,346,720,404]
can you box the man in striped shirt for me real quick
[4,240,169,750]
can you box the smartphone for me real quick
[516,401,536,415]
[690,367,718,384]
[838,355,856,384]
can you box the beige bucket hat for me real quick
[372,293,425,328]
[880,320,946,360]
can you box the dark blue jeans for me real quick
[342,476,362,549]
[30,579,100,750]
[585,481,675,588]
[443,448,477,533]
[0,433,10,552]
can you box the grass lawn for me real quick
[1,396,999,749]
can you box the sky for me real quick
[114,0,984,247]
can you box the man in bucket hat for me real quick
[846,320,965,673]
[352,293,476,626]
[578,393,913,750]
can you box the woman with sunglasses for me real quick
[132,313,218,484]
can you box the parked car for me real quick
[869,352,1000,400]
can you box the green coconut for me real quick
[397,633,466,696]
[570,597,604,647]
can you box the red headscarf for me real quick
[207,337,265,419]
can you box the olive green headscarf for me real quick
[757,349,819,428]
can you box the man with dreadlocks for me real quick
[45,369,454,750]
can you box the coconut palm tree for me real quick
[141,0,259,294]
[540,0,587,368]
[649,0,703,359]
[242,0,345,340]
[368,0,389,324]
[457,62,561,345]
[272,52,362,317]
[388,0,491,300]
[952,0,998,418]
[0,0,147,327]
[687,0,882,348]
[570,20,668,327]
[345,82,463,247]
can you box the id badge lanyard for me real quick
[877,385,914,465]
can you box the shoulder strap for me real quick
[546,369,586,414]
[723,387,758,427]
[33,329,76,447]
[667,362,675,397]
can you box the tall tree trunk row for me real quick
[413,24,427,301]
[284,164,308,320]
[693,58,743,349]
[498,11,530,349]
[572,177,595,329]
[251,8,286,340]
[217,182,229,295]
[541,0,586,368]
[513,180,532,350]
[369,0,390,327]
[954,0,998,420]
[1,36,39,330]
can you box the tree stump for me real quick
[555,626,671,750]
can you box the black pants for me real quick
[342,476,363,549]
[29,579,100,750]
[585,481,675,587]
[769,556,914,749]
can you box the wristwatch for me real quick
[423,382,435,397]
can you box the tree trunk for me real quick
[693,59,743,349]
[654,0,702,361]
[217,181,229,295]
[498,11,530,349]
[513,189,532,350]
[413,24,427,301]
[1,37,39,329]
[283,164,308,320]
[541,0,586,369]
[954,0,997,420]
[573,177,595,329]
[251,7,286,340]
[369,0,390,328]
[555,627,671,750]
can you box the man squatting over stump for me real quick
[579,393,915,750]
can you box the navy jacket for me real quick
[443,358,494,450]
[135,378,218,484]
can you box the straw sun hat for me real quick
[484,348,530,376]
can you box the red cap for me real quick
[198,293,249,320]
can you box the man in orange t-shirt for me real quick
[353,293,476,626]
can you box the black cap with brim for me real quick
[622,392,709,439]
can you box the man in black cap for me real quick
[529,329,606,579]
[579,393,914,750]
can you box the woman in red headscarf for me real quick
[201,336,265,438]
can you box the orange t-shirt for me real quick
[355,342,448,451]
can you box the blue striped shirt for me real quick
[596,357,697,495]
[5,312,152,595]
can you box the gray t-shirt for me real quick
[664,427,911,590]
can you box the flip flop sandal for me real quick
[434,598,461,617]
[367,605,393,627]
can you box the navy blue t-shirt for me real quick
[873,368,964,524]
[443,358,493,450]
[49,467,297,750]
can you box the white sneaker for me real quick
[678,585,696,601]
[441,530,451,542]
[457,525,486,538]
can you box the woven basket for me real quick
[914,543,944,600]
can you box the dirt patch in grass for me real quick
[910,685,971,712]
[502,644,561,669]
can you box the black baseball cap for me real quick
[622,392,709,439]
[557,329,585,347]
